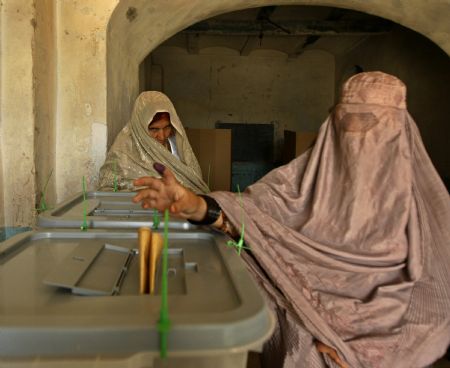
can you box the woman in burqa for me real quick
[132,72,450,367]
[98,91,209,194]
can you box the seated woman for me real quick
[98,91,209,194]
[132,72,450,368]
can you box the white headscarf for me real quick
[99,91,209,193]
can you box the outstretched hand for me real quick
[132,163,206,221]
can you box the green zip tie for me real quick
[80,176,88,231]
[39,197,48,212]
[226,184,250,255]
[113,160,118,192]
[38,169,53,213]
[152,210,160,230]
[158,209,171,358]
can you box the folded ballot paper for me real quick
[139,227,163,295]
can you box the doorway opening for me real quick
[113,5,450,190]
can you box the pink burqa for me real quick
[210,72,450,368]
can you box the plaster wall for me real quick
[0,0,36,227]
[0,5,3,228]
[0,133,3,227]
[34,0,56,210]
[336,27,450,181]
[54,0,114,200]
[107,0,450,156]
[147,47,334,160]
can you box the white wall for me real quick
[0,0,36,227]
[54,1,114,200]
[34,0,57,212]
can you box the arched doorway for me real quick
[106,1,450,187]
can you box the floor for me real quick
[434,355,450,368]
[247,351,450,367]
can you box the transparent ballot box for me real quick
[0,229,274,368]
[38,191,196,230]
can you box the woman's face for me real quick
[148,112,173,146]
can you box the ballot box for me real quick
[38,191,196,230]
[0,229,274,368]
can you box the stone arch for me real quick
[106,0,449,146]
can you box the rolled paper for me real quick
[138,227,152,294]
[149,232,164,295]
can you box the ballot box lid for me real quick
[38,191,197,230]
[0,229,274,358]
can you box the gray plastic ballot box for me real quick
[38,191,196,230]
[0,230,274,368]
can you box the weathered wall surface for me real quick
[0,135,4,227]
[55,0,115,200]
[148,47,334,161]
[150,48,334,132]
[0,0,448,228]
[34,0,56,212]
[336,27,450,181]
[107,0,450,150]
[0,5,3,228]
[0,0,36,227]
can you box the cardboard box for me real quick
[283,131,317,164]
[186,128,232,191]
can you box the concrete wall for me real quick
[0,0,36,227]
[34,0,56,211]
[336,26,450,182]
[107,0,450,152]
[147,47,334,161]
[55,1,114,200]
[0,0,448,228]
[61,0,450,147]
[0,4,3,228]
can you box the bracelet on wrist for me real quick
[187,195,221,225]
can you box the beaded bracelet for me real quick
[187,195,222,225]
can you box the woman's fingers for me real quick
[137,192,168,211]
[160,166,178,185]
[132,166,200,216]
[132,179,164,202]
[133,188,152,203]
[133,166,177,191]
[133,176,157,188]
[153,162,166,175]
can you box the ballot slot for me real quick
[153,248,198,295]
[43,242,191,296]
[0,230,274,362]
[91,198,152,216]
[95,199,144,207]
[91,208,155,216]
[38,191,197,229]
